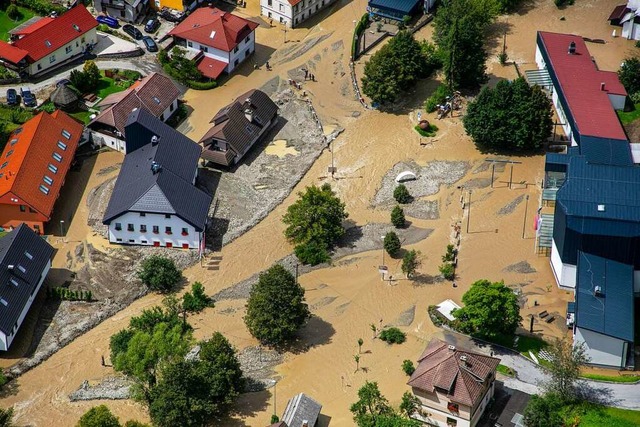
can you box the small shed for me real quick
[282,393,322,427]
[50,84,79,111]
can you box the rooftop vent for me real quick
[151,161,162,174]
[595,286,603,296]
[460,355,467,362]
[151,135,159,145]
[568,41,576,54]
[597,204,605,212]
[7,265,13,271]
[448,345,456,351]
[209,30,216,39]
[302,421,309,427]
[601,82,606,91]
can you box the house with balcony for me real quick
[260,0,338,28]
[407,339,499,427]
[94,0,150,24]
[0,111,82,235]
[199,89,278,166]
[0,224,54,351]
[0,5,98,77]
[88,72,181,153]
[102,108,212,249]
[167,7,258,81]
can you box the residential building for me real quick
[94,0,150,24]
[260,0,338,28]
[0,5,98,77]
[493,389,531,427]
[0,224,54,351]
[407,339,500,427]
[367,0,422,22]
[281,393,322,427]
[199,89,278,166]
[102,108,212,249]
[153,0,196,12]
[88,72,181,153]
[608,2,640,40]
[168,7,258,80]
[0,111,82,234]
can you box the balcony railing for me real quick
[102,1,125,9]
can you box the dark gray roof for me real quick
[103,110,212,230]
[282,393,322,427]
[575,252,634,342]
[495,390,531,427]
[0,224,54,336]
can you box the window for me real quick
[24,251,33,260]
[234,46,239,53]
[140,212,146,217]
[153,241,160,247]
[43,176,53,185]
[29,207,36,213]
[116,238,123,242]
[127,224,134,231]
[57,141,67,150]
[62,129,71,139]
[34,224,40,233]
[1,162,7,169]
[268,0,272,5]
[17,265,25,273]
[115,223,122,230]
[9,138,17,146]
[0,298,7,306]
[37,64,42,70]
[48,164,58,173]
[140,224,147,232]
[446,418,457,427]
[447,403,459,414]
[187,41,193,47]
[165,226,172,235]
[170,103,174,112]
[39,184,49,195]
[65,46,72,54]
[182,243,189,249]
[164,214,171,219]
[10,278,18,287]
[255,116,263,125]
[181,228,188,236]
[245,50,250,58]
[19,205,25,212]
[52,152,63,162]
[166,242,173,248]
[128,239,135,243]
[279,3,284,11]
[245,35,250,43]
[120,10,125,17]
[234,58,239,66]
[45,40,51,47]
[141,240,148,244]
[245,125,254,134]
[49,55,56,63]
[153,225,159,234]
[81,36,85,43]
[6,150,13,158]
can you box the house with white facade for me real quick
[88,72,181,153]
[407,339,499,427]
[0,5,98,77]
[94,0,150,24]
[168,7,258,80]
[0,224,54,351]
[102,109,213,250]
[261,0,337,28]
[608,2,640,40]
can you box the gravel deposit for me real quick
[497,194,526,216]
[69,376,132,401]
[503,261,537,274]
[393,305,416,327]
[237,346,284,392]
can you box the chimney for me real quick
[448,345,456,352]
[151,135,159,145]
[150,161,162,174]
[460,355,468,366]
[595,286,603,297]
[568,41,576,54]
[7,265,13,271]
[600,82,605,91]
[302,421,309,427]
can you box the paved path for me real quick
[439,331,640,409]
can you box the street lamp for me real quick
[466,190,472,233]
[60,220,65,237]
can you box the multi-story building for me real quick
[94,0,150,24]
[260,0,338,28]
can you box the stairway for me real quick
[536,213,555,255]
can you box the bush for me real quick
[182,282,213,313]
[0,407,14,427]
[402,359,415,375]
[294,240,330,266]
[619,57,640,95]
[393,184,411,204]
[425,84,451,113]
[187,80,217,90]
[138,256,182,293]
[439,263,455,280]
[402,249,419,278]
[0,65,17,80]
[6,4,19,20]
[630,92,640,105]
[379,327,406,344]
[15,0,65,16]
[414,124,438,137]
[390,205,405,228]
[77,405,120,427]
[383,231,401,257]
[498,51,508,65]
[442,244,456,262]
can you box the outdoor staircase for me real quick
[536,213,555,256]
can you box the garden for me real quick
[0,5,34,41]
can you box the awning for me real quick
[197,56,227,80]
[525,68,553,91]
[608,4,629,21]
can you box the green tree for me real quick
[83,61,102,92]
[270,415,280,424]
[390,206,406,228]
[294,239,330,266]
[350,381,394,426]
[383,232,401,257]
[182,282,213,313]
[70,69,88,93]
[523,393,565,427]
[401,360,415,376]
[393,184,411,204]
[399,391,420,416]
[544,338,589,399]
[123,422,150,427]
[379,327,406,344]
[6,4,19,20]
[401,250,419,278]
[137,256,182,293]
[618,56,640,95]
[0,407,13,427]
[452,279,521,339]
[244,264,311,346]
[463,77,553,152]
[439,263,455,280]
[77,405,120,427]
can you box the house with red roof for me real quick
[407,339,499,427]
[260,0,337,28]
[167,7,258,80]
[0,111,82,234]
[0,5,97,77]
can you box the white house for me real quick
[0,5,98,77]
[168,7,258,80]
[0,224,54,351]
[88,72,181,154]
[102,109,213,250]
[608,1,640,40]
[261,0,338,28]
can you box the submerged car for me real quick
[123,24,143,40]
[142,36,158,53]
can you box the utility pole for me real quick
[491,163,495,188]
[282,25,287,43]
[509,163,514,189]
[522,195,530,239]
[466,190,472,233]
[60,220,64,237]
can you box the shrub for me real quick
[137,256,182,293]
[187,80,217,90]
[182,282,213,313]
[379,327,406,344]
[6,4,19,20]
[402,249,419,278]
[425,84,451,113]
[390,205,405,228]
[383,231,401,257]
[442,244,456,262]
[630,92,640,105]
[439,263,455,280]
[402,359,415,375]
[270,415,280,424]
[294,240,330,266]
[15,0,65,16]
[77,405,120,427]
[414,124,438,137]
[393,184,411,204]
[39,102,56,113]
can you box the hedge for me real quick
[351,13,370,59]
[187,80,217,90]
[16,0,65,16]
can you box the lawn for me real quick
[96,76,128,99]
[575,406,640,427]
[0,7,35,41]
[69,109,94,124]
[496,364,516,377]
[617,103,640,125]
[580,373,640,383]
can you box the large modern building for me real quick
[260,0,338,28]
[367,0,422,22]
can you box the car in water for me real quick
[123,24,142,40]
[6,89,17,106]
[144,18,160,33]
[20,87,36,107]
[96,15,119,29]
[142,36,158,53]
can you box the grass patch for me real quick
[496,364,516,377]
[414,124,438,137]
[69,110,94,125]
[0,6,35,41]
[581,373,640,383]
[95,76,129,99]
[617,104,640,125]
[572,405,640,427]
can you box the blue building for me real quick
[367,0,421,21]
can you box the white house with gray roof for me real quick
[102,109,212,250]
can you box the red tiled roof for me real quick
[168,7,258,52]
[407,339,500,407]
[539,32,628,142]
[0,111,82,218]
[608,4,629,21]
[288,0,303,6]
[197,55,227,79]
[11,5,98,62]
[13,17,54,36]
[0,40,28,64]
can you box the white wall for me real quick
[630,143,640,164]
[261,0,293,26]
[574,327,626,368]
[412,405,471,427]
[107,211,201,249]
[291,0,335,27]
[92,130,126,153]
[28,28,97,76]
[470,382,495,427]
[185,40,229,63]
[551,239,577,289]
[227,31,255,72]
[622,21,640,40]
[158,99,179,122]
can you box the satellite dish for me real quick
[395,171,417,183]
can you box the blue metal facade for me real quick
[367,0,421,20]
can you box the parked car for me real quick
[56,78,71,87]
[6,89,17,106]
[142,36,158,53]
[144,18,160,33]
[123,24,143,40]
[20,87,36,107]
[160,7,185,23]
[96,15,119,29]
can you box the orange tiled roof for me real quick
[0,111,82,218]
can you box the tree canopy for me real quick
[182,282,213,313]
[77,405,120,427]
[463,77,553,152]
[137,256,182,292]
[618,56,640,96]
[350,382,421,427]
[543,338,589,399]
[453,279,521,339]
[0,407,13,427]
[523,393,565,427]
[244,264,311,346]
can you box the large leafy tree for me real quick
[464,77,553,152]
[137,255,182,292]
[350,382,421,427]
[453,279,521,339]
[0,407,13,427]
[544,338,589,399]
[523,393,565,427]
[618,56,640,96]
[244,264,311,346]
[77,405,120,427]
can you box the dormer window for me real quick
[62,129,71,139]
[57,141,67,150]
[52,152,63,162]
[45,40,52,47]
